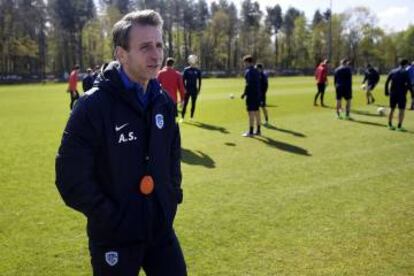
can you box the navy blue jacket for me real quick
[362,68,380,86]
[334,65,352,91]
[55,61,182,246]
[182,66,202,94]
[243,66,261,102]
[385,67,410,96]
[82,74,94,92]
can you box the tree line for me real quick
[1,0,413,80]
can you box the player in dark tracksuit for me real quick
[256,63,270,125]
[362,64,380,105]
[241,55,261,136]
[406,61,414,110]
[82,68,95,92]
[181,56,202,121]
[334,58,353,120]
[55,10,186,276]
[385,59,411,131]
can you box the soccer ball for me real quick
[229,93,234,99]
[377,107,386,116]
[361,84,366,90]
[188,54,198,65]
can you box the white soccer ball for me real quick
[377,107,386,116]
[229,93,234,99]
[188,54,198,65]
[361,84,366,90]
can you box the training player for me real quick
[406,61,414,110]
[241,55,261,136]
[362,64,380,105]
[385,59,411,131]
[256,63,270,125]
[157,57,185,111]
[314,59,329,107]
[334,58,353,120]
[82,68,95,92]
[181,54,202,121]
[67,64,80,110]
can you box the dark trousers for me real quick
[182,92,198,119]
[89,230,186,276]
[70,90,79,110]
[89,197,186,276]
[314,83,326,105]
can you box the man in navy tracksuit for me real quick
[362,64,380,105]
[334,58,353,120]
[385,59,411,131]
[256,63,269,125]
[241,55,261,136]
[181,55,202,121]
[55,10,186,275]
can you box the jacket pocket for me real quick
[113,194,146,243]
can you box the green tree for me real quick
[265,4,283,67]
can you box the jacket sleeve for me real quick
[384,72,392,96]
[170,120,183,204]
[55,96,118,223]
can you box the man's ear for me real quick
[115,46,127,64]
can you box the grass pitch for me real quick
[0,76,413,275]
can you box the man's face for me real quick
[118,24,163,85]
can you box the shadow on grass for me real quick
[224,142,236,146]
[349,119,414,134]
[181,148,215,168]
[351,109,383,117]
[254,136,311,156]
[263,123,306,137]
[266,104,278,108]
[184,121,229,134]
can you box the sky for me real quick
[207,0,414,32]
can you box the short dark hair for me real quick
[243,55,253,63]
[400,59,409,66]
[256,63,263,69]
[166,57,175,66]
[73,64,80,70]
[112,10,163,51]
[341,58,349,65]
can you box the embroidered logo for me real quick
[105,251,118,266]
[155,114,164,129]
[115,123,129,132]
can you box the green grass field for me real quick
[1,76,413,275]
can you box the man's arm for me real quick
[362,71,368,84]
[170,121,183,203]
[55,97,117,223]
[177,73,185,103]
[197,69,202,93]
[384,72,392,96]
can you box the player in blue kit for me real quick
[181,54,202,121]
[241,55,261,136]
[385,59,411,131]
[334,58,353,120]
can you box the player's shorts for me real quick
[390,93,406,109]
[335,87,352,100]
[246,98,259,111]
[367,82,377,91]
